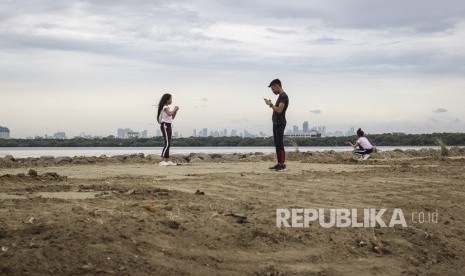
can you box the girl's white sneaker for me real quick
[159,161,169,166]
[167,161,177,166]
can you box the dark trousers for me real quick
[273,124,286,164]
[353,147,373,156]
[160,122,172,158]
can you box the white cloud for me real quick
[433,108,448,113]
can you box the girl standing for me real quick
[157,93,179,166]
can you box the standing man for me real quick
[264,79,289,172]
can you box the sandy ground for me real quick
[0,151,465,275]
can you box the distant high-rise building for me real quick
[317,126,327,137]
[0,126,10,139]
[202,128,208,137]
[127,131,140,138]
[117,128,125,139]
[346,127,355,136]
[334,131,344,137]
[53,132,66,139]
[141,130,148,138]
[293,125,299,134]
[231,129,237,137]
[223,129,228,137]
[303,121,309,133]
[193,129,197,137]
[244,130,254,138]
[117,128,135,139]
[156,129,162,137]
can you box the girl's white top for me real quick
[159,106,173,123]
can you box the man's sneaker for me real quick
[362,154,370,160]
[269,164,286,170]
[275,164,286,172]
[159,161,169,166]
[269,164,279,170]
[167,161,177,166]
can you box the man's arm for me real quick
[270,102,286,113]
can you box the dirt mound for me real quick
[0,170,67,182]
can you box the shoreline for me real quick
[1,147,464,167]
[1,145,463,159]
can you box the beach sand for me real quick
[1,150,464,275]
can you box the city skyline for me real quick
[1,121,385,139]
[1,1,465,137]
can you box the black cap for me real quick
[268,79,281,87]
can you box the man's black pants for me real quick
[273,124,286,164]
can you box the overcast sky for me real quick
[1,0,465,138]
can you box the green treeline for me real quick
[0,133,464,147]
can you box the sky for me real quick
[1,0,465,138]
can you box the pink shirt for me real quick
[357,137,373,150]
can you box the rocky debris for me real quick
[450,146,465,154]
[114,155,129,162]
[370,240,390,255]
[55,156,72,164]
[39,156,55,162]
[195,190,205,195]
[144,204,156,213]
[125,189,136,195]
[3,155,15,162]
[1,148,464,168]
[189,157,203,163]
[25,157,39,162]
[78,185,95,192]
[71,157,90,164]
[129,153,144,160]
[28,169,38,177]
[43,172,67,181]
[197,153,212,161]
[210,153,223,159]
[146,154,162,163]
[161,220,181,230]
[0,228,7,239]
[355,238,368,248]
[225,213,249,224]
[186,153,211,163]
[1,170,67,182]
[221,154,240,162]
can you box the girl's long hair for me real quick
[356,128,364,137]
[157,93,172,124]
